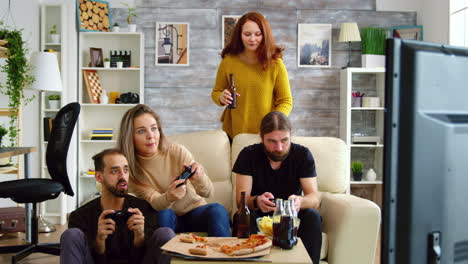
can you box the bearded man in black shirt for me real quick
[232,111,322,264]
[60,149,175,264]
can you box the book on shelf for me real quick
[92,128,113,134]
[43,117,54,141]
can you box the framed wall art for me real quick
[222,15,241,48]
[155,22,190,66]
[77,0,111,32]
[89,47,104,67]
[390,25,423,41]
[298,24,332,68]
[82,70,103,104]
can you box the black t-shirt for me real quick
[68,195,159,264]
[232,143,317,200]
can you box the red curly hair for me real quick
[221,12,284,70]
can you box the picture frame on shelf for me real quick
[77,0,111,32]
[390,25,423,41]
[298,24,332,68]
[89,47,104,67]
[82,70,103,104]
[221,15,241,48]
[155,22,190,66]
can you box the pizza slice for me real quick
[220,234,272,256]
[179,233,208,243]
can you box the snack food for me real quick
[179,233,208,243]
[220,234,272,256]
[257,216,273,237]
[189,245,208,256]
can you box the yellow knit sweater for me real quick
[211,55,293,138]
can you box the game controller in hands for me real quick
[105,210,135,224]
[176,166,196,188]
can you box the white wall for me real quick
[377,0,450,44]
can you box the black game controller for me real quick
[176,166,195,188]
[105,210,135,224]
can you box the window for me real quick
[450,0,468,46]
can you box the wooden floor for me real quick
[1,225,381,264]
[0,225,65,264]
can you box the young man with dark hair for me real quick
[60,149,175,264]
[232,111,322,264]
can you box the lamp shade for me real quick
[30,52,62,91]
[338,23,361,42]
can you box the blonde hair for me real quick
[117,104,168,185]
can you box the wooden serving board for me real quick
[161,235,272,260]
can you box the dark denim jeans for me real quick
[158,203,231,237]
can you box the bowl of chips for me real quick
[256,216,273,237]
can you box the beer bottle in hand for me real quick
[228,73,237,109]
[236,191,250,238]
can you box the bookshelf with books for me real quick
[78,32,144,205]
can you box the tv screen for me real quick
[383,38,468,264]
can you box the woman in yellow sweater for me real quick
[117,104,230,237]
[211,11,293,139]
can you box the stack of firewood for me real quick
[0,39,7,58]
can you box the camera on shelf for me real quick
[118,92,139,104]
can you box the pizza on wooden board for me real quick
[220,234,272,256]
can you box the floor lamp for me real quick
[338,22,361,69]
[31,51,63,233]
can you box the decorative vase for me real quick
[116,61,123,68]
[361,54,385,68]
[48,100,60,109]
[128,24,136,32]
[353,172,363,181]
[366,168,377,181]
[100,91,109,104]
[50,34,60,43]
[104,61,110,68]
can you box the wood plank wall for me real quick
[110,0,416,136]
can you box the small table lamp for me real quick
[30,51,62,233]
[339,23,361,69]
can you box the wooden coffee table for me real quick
[170,238,312,264]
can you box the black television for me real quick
[383,38,468,264]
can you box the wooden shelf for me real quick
[351,180,383,185]
[81,67,140,71]
[0,108,17,116]
[0,166,18,174]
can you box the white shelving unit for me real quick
[39,4,68,225]
[78,32,144,206]
[340,68,385,205]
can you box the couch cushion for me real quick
[231,134,349,195]
[168,130,232,213]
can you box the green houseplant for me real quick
[49,24,60,43]
[360,27,386,68]
[104,57,110,68]
[351,161,364,181]
[112,22,120,32]
[0,124,7,147]
[121,2,137,32]
[47,94,61,109]
[0,27,35,147]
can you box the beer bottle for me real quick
[236,191,250,238]
[228,73,237,109]
[273,198,284,247]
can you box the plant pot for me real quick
[361,54,385,68]
[48,100,60,109]
[352,172,363,181]
[50,34,60,43]
[104,61,110,68]
[116,61,123,68]
[128,24,136,32]
[113,26,120,32]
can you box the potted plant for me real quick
[0,124,7,147]
[116,57,124,68]
[351,161,364,181]
[112,22,120,32]
[121,2,137,32]
[104,58,110,68]
[49,24,60,43]
[47,94,61,109]
[361,27,386,68]
[0,28,35,147]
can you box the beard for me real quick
[263,145,290,162]
[103,179,128,197]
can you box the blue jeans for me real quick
[158,203,230,237]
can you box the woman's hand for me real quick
[166,179,187,202]
[187,162,204,182]
[219,89,240,106]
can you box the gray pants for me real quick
[60,227,175,264]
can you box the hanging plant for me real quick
[0,27,35,147]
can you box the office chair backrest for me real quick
[46,102,80,196]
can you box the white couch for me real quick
[168,130,381,264]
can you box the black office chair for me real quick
[0,102,80,263]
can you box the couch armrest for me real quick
[320,193,381,264]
